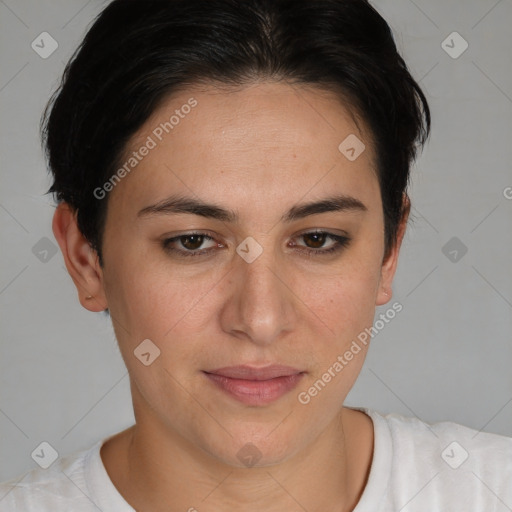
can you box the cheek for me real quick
[103,260,219,405]
[306,258,382,341]
[302,276,376,395]
[294,266,380,409]
[103,248,228,347]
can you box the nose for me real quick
[219,247,298,346]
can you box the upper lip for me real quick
[204,365,304,381]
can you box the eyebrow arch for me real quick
[137,193,367,223]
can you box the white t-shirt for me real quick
[1,407,511,511]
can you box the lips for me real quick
[203,365,305,406]
[205,364,303,380]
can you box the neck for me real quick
[101,406,373,512]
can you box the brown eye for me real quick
[291,231,351,256]
[162,232,219,258]
[302,232,328,249]
[180,234,206,251]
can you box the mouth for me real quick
[202,365,305,406]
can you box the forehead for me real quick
[110,82,379,216]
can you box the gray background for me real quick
[1,0,511,482]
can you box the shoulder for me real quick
[0,441,101,512]
[359,408,512,511]
[379,409,512,469]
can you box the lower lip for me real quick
[203,372,305,406]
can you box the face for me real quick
[59,82,404,467]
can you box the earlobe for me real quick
[376,194,410,306]
[52,202,108,312]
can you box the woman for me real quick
[1,0,510,510]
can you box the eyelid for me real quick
[161,231,220,256]
[293,227,350,239]
[289,231,350,254]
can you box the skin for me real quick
[53,81,409,512]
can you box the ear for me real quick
[376,194,410,306]
[52,202,108,312]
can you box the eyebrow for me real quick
[137,193,367,223]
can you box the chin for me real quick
[203,424,300,469]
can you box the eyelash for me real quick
[161,231,351,258]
